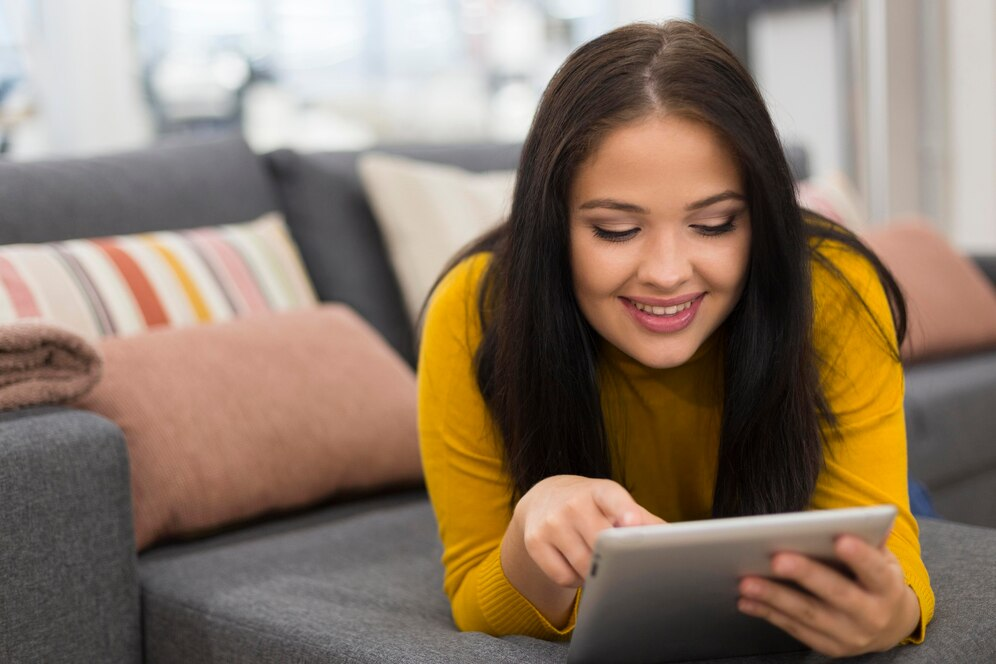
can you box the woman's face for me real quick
[569,114,752,369]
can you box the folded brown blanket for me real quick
[0,321,102,411]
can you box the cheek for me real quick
[697,239,751,293]
[718,224,752,287]
[571,240,631,302]
[569,233,587,293]
[570,232,601,293]
[732,231,752,289]
[571,246,602,310]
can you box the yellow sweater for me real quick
[417,242,934,643]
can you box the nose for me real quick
[635,229,692,292]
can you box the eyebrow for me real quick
[577,190,746,214]
[684,190,746,211]
[577,199,648,214]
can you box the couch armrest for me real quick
[0,406,140,664]
[916,519,996,661]
[971,254,996,288]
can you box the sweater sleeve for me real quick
[809,241,935,644]
[417,254,578,639]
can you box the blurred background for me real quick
[0,0,992,250]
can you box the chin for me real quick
[628,345,696,370]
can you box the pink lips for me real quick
[622,295,702,333]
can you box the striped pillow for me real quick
[0,213,318,339]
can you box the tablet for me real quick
[567,504,897,664]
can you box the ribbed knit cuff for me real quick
[475,547,580,641]
[899,572,935,645]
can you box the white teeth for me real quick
[632,300,693,316]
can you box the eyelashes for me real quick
[696,218,738,236]
[592,227,639,242]
[591,216,739,242]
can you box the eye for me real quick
[592,227,639,242]
[693,215,738,237]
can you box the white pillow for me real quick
[358,153,515,323]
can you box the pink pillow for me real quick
[797,172,866,232]
[862,221,996,363]
[74,305,422,550]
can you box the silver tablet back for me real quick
[567,505,896,664]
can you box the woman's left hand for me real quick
[737,535,921,658]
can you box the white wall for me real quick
[859,0,923,225]
[614,0,692,24]
[749,4,843,179]
[753,0,996,252]
[946,0,996,251]
[5,0,994,252]
[14,0,153,159]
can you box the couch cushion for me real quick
[905,350,996,528]
[0,134,280,245]
[139,490,566,664]
[265,143,521,364]
[138,491,996,663]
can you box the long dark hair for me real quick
[423,21,906,517]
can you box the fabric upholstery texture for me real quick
[138,493,995,664]
[358,152,515,323]
[140,491,569,664]
[862,222,996,363]
[74,304,422,551]
[0,320,102,411]
[904,350,996,527]
[0,134,279,245]
[0,213,316,340]
[0,406,140,664]
[264,143,522,364]
[974,254,996,285]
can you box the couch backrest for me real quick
[0,136,522,364]
[264,143,522,364]
[974,255,996,287]
[0,134,280,245]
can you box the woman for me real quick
[417,20,933,657]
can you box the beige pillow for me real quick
[73,304,422,550]
[358,153,515,323]
[862,221,996,363]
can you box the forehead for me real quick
[571,114,743,208]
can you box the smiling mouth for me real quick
[630,298,697,317]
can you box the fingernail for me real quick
[774,556,795,574]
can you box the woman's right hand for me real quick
[500,475,664,624]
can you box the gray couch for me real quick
[0,135,994,664]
